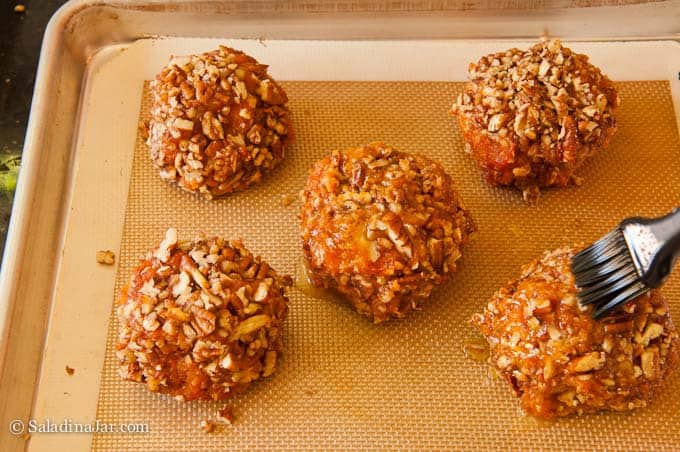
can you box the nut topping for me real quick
[570,352,605,373]
[473,247,679,419]
[301,143,475,322]
[116,229,291,401]
[452,39,619,198]
[148,46,293,199]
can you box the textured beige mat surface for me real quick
[92,80,680,451]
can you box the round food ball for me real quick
[147,46,293,199]
[116,228,291,401]
[300,142,476,323]
[452,39,619,202]
[472,247,679,418]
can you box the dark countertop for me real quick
[0,1,67,260]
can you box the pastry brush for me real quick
[571,208,680,319]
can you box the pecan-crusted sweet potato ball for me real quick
[300,142,476,323]
[117,229,291,401]
[452,39,619,202]
[472,247,679,418]
[147,46,293,199]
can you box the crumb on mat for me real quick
[96,250,115,265]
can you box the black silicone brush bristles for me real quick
[571,228,648,319]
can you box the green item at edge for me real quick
[0,154,20,198]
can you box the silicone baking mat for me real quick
[92,80,680,451]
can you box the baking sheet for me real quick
[8,30,678,452]
[89,79,680,451]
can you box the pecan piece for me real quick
[191,306,217,336]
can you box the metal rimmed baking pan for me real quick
[1,1,680,451]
